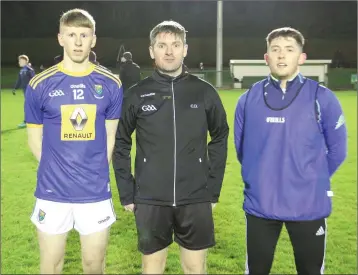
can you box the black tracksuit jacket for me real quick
[113,69,229,206]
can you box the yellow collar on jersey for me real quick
[57,61,95,77]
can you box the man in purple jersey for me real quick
[234,27,347,275]
[24,9,123,274]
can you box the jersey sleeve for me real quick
[25,84,44,126]
[106,82,124,120]
[234,91,248,163]
[317,86,347,176]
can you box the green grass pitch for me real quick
[1,89,356,274]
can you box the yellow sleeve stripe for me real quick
[29,65,59,88]
[94,67,122,88]
[94,67,122,87]
[29,64,58,86]
[31,69,60,89]
[26,123,43,128]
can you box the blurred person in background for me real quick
[119,51,141,93]
[12,54,35,128]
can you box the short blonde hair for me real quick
[18,55,29,62]
[59,9,96,33]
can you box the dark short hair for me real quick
[149,20,187,46]
[123,52,132,60]
[266,27,305,48]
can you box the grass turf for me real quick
[1,89,356,274]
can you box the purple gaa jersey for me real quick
[25,62,123,203]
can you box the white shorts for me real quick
[30,198,116,235]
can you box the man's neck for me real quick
[280,80,288,89]
[62,57,91,73]
[272,70,299,89]
[158,66,183,78]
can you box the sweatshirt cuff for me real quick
[120,196,134,206]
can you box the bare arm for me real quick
[106,119,119,164]
[27,126,43,162]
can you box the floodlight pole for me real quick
[216,1,223,88]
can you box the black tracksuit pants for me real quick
[245,213,327,275]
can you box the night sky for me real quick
[2,1,356,39]
[1,1,357,67]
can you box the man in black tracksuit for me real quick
[119,51,141,92]
[113,20,229,274]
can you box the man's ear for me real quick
[264,53,269,65]
[91,35,97,48]
[183,44,188,58]
[298,52,307,65]
[149,46,155,59]
[58,33,64,47]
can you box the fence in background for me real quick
[1,67,357,91]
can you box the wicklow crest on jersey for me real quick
[94,84,104,99]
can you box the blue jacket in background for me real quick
[14,65,35,90]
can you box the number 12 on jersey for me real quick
[73,89,84,100]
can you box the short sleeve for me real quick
[106,82,124,120]
[25,84,44,126]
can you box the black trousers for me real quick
[245,213,327,275]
